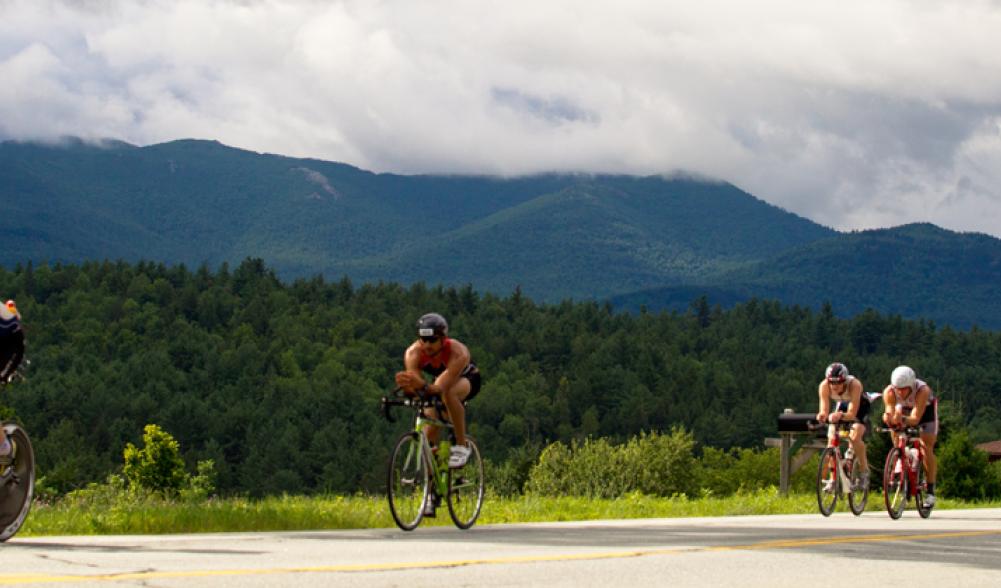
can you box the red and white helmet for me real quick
[825,362,849,384]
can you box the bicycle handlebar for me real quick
[380,387,446,423]
[875,425,922,436]
[806,417,857,431]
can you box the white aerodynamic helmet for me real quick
[891,365,916,389]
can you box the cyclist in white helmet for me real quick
[882,365,938,508]
[816,362,870,485]
[0,299,25,467]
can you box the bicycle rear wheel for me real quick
[883,448,907,520]
[0,424,35,542]
[816,447,839,517]
[847,456,869,516]
[387,432,430,531]
[915,459,932,519]
[447,437,484,530]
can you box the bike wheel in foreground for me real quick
[847,456,869,516]
[915,458,933,519]
[387,432,429,531]
[815,447,839,517]
[0,424,35,542]
[883,448,907,520]
[447,437,484,529]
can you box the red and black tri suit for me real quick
[419,337,481,401]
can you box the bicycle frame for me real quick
[814,418,868,516]
[880,424,930,519]
[410,406,455,500]
[383,387,485,531]
[892,428,926,499]
[830,427,854,492]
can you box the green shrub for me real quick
[938,428,1001,500]
[123,424,188,497]
[485,444,541,497]
[525,428,697,498]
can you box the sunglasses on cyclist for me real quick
[420,335,440,343]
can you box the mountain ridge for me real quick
[3,137,998,328]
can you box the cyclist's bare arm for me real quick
[905,386,932,426]
[396,343,426,393]
[816,382,831,421]
[882,386,899,425]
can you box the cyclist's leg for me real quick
[921,431,938,486]
[440,378,471,446]
[850,422,868,470]
[920,400,939,488]
[850,398,871,470]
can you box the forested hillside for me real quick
[2,260,999,497]
[611,223,1001,330]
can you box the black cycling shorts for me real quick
[463,364,481,403]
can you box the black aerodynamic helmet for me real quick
[416,312,448,338]
[825,362,849,384]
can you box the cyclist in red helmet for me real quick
[816,362,871,485]
[0,299,25,468]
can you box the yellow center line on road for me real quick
[2,529,999,584]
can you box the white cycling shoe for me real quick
[449,443,471,468]
[923,494,936,509]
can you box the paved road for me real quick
[2,509,1000,587]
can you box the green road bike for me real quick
[0,367,35,543]
[381,388,485,531]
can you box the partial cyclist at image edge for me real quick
[0,299,25,467]
[816,362,871,485]
[394,312,481,516]
[882,365,938,509]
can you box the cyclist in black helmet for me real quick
[395,313,481,470]
[816,362,871,485]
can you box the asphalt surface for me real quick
[2,508,1000,586]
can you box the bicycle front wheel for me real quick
[883,448,907,520]
[447,437,484,530]
[387,432,430,531]
[816,447,839,517]
[0,424,35,542]
[847,456,869,516]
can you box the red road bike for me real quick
[879,425,932,519]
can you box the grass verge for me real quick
[19,489,1001,536]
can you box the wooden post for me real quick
[780,433,791,496]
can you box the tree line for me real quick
[1,259,999,498]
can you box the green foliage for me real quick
[525,429,698,498]
[937,429,1001,500]
[2,259,1001,499]
[123,424,188,496]
[696,446,814,496]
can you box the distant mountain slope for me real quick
[611,224,1001,329]
[1,138,832,301]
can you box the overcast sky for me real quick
[3,0,1001,238]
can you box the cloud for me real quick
[3,0,1001,237]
